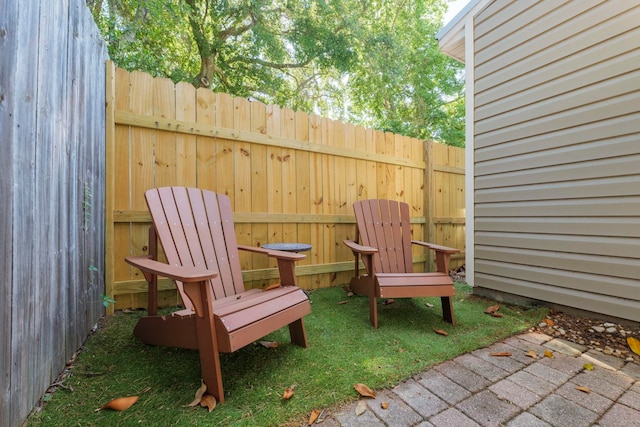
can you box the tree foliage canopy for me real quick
[88,0,464,146]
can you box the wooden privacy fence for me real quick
[105,61,465,311]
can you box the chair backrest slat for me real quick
[399,202,413,272]
[355,200,381,273]
[379,200,400,272]
[145,187,246,309]
[201,189,245,296]
[353,199,414,274]
[184,187,228,299]
[388,200,404,272]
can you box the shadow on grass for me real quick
[27,284,546,426]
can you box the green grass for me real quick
[28,284,546,426]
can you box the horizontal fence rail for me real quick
[105,61,465,311]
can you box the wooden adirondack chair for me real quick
[343,199,460,328]
[125,187,311,403]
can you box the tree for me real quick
[338,0,465,145]
[89,0,464,146]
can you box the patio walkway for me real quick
[314,332,640,427]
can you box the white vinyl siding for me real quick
[471,0,640,321]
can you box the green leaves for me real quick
[100,294,116,308]
[92,0,464,147]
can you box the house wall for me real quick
[471,0,640,321]
[0,1,108,425]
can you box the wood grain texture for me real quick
[108,67,465,308]
[1,1,108,425]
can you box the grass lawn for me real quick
[27,283,546,426]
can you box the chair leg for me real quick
[441,296,455,325]
[194,315,224,403]
[184,281,225,403]
[289,319,309,348]
[369,295,379,329]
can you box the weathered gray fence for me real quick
[0,1,108,425]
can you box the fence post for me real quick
[424,140,434,271]
[105,60,116,314]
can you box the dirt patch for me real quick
[530,309,640,363]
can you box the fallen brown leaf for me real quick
[544,350,554,358]
[433,329,449,336]
[282,385,296,400]
[576,386,590,394]
[628,337,640,356]
[185,380,207,407]
[381,402,389,410]
[338,300,350,305]
[484,304,500,314]
[525,349,538,359]
[95,396,138,412]
[490,352,512,357]
[259,340,279,348]
[308,409,321,425]
[383,299,395,305]
[543,318,554,326]
[354,383,376,398]
[200,395,217,412]
[355,400,367,416]
[490,312,504,318]
[263,283,282,291]
[342,286,354,297]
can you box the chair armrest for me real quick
[411,241,460,254]
[237,244,305,261]
[343,239,378,255]
[125,256,218,282]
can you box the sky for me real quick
[444,0,470,26]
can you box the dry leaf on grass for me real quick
[200,395,217,412]
[490,352,512,357]
[342,286,354,297]
[95,396,138,412]
[383,299,395,305]
[484,304,500,314]
[259,340,279,348]
[185,380,207,407]
[628,337,640,356]
[490,312,504,318]
[282,385,296,400]
[354,383,376,398]
[433,329,449,336]
[338,300,350,305]
[525,350,538,359]
[583,363,595,371]
[308,409,320,425]
[576,386,591,394]
[263,283,282,291]
[425,302,434,308]
[544,350,554,358]
[355,400,367,416]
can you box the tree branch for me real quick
[228,56,314,70]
